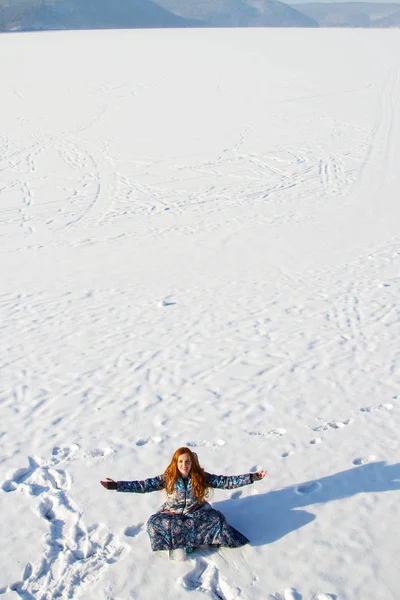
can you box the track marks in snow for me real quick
[269,590,336,600]
[360,403,393,413]
[309,437,322,445]
[7,521,125,599]
[51,443,114,464]
[135,436,163,447]
[352,456,376,466]
[283,396,395,457]
[124,523,144,538]
[63,140,117,234]
[295,481,322,495]
[1,454,70,495]
[248,428,286,437]
[230,490,243,500]
[311,418,352,433]
[181,557,240,600]
[272,589,336,600]
[273,400,396,468]
[51,443,80,463]
[0,131,360,249]
[284,590,302,600]
[351,65,400,218]
[0,447,125,599]
[306,404,390,443]
[368,67,400,187]
[0,135,117,249]
[186,440,226,449]
[281,450,294,458]
[255,396,395,463]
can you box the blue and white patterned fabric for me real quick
[117,472,254,551]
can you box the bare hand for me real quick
[100,477,117,490]
[252,470,266,481]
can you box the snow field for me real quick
[0,27,400,600]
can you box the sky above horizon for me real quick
[1,0,400,7]
[289,0,399,4]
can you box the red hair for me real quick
[164,447,209,503]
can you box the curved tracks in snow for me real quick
[0,446,126,599]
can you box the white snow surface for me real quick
[1,27,400,600]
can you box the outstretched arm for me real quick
[101,477,118,489]
[206,470,266,490]
[251,470,267,482]
[100,475,165,493]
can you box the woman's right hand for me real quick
[100,477,117,490]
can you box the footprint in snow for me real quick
[270,590,336,600]
[186,440,225,449]
[181,557,239,599]
[22,563,33,581]
[84,447,115,460]
[268,590,301,600]
[1,455,71,494]
[360,404,393,413]
[2,446,112,495]
[281,451,293,458]
[284,589,302,600]
[37,497,56,521]
[311,419,352,432]
[309,438,322,445]
[353,456,376,466]
[295,481,321,495]
[248,428,286,437]
[230,491,242,500]
[1,466,31,492]
[182,558,209,591]
[124,523,144,538]
[47,467,70,490]
[51,444,80,463]
[136,436,163,446]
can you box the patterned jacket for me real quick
[117,472,254,515]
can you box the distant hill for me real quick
[0,0,201,32]
[153,0,319,27]
[373,6,400,24]
[291,2,400,26]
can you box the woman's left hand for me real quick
[252,470,266,481]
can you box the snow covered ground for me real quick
[0,27,400,600]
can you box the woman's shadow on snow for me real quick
[213,461,400,546]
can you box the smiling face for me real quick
[177,452,192,478]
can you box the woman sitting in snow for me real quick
[101,446,266,560]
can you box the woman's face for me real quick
[177,453,192,478]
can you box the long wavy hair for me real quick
[164,447,209,503]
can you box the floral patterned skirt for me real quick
[146,505,249,551]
